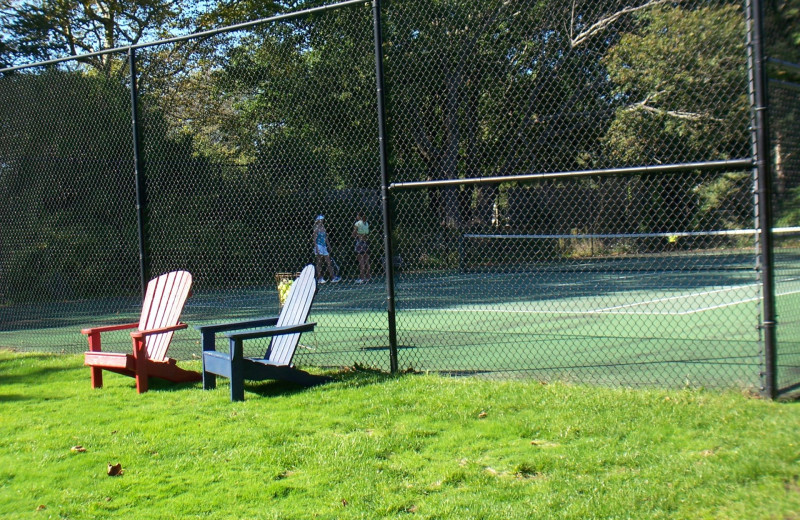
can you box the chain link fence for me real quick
[769,59,800,394]
[0,0,798,395]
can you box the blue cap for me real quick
[316,215,324,221]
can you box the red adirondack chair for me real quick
[83,270,201,393]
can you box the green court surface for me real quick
[296,267,792,390]
[2,258,799,391]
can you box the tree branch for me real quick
[570,0,679,48]
[625,101,723,122]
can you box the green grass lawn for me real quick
[1,350,800,519]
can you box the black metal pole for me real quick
[129,48,149,297]
[372,0,398,373]
[747,0,778,399]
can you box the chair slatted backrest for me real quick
[138,271,193,362]
[268,265,317,365]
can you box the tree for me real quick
[0,70,139,302]
[602,2,752,232]
[382,0,668,232]
[765,0,800,63]
[764,0,800,223]
[0,0,201,75]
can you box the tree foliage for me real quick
[0,0,203,75]
[2,0,800,301]
[0,70,139,301]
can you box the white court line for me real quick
[587,285,759,313]
[402,287,800,317]
[674,297,762,315]
[676,287,800,315]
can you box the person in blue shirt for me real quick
[313,215,340,284]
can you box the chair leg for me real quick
[229,338,244,402]
[230,376,244,402]
[201,331,217,390]
[203,370,217,390]
[135,367,149,394]
[87,331,103,389]
[90,367,103,389]
[133,337,149,394]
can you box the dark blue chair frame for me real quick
[196,265,329,401]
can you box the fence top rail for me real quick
[389,159,754,191]
[0,0,368,74]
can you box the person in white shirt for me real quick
[353,212,371,283]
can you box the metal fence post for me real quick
[372,0,399,373]
[747,0,777,399]
[129,47,150,297]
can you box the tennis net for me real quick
[458,228,800,274]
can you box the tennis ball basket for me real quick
[275,272,300,308]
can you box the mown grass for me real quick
[1,350,799,519]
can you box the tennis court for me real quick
[281,241,797,389]
[0,244,797,391]
[1,226,797,390]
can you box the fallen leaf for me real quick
[341,499,348,507]
[107,463,123,476]
[35,505,46,511]
[478,411,487,418]
[407,505,418,513]
[70,446,86,453]
[530,439,559,448]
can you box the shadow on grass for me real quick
[146,378,204,393]
[0,393,28,402]
[321,363,419,391]
[243,380,329,399]
[1,363,85,386]
[0,349,61,366]
[205,364,408,400]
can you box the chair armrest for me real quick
[195,316,280,334]
[226,322,316,341]
[130,322,188,339]
[81,322,139,335]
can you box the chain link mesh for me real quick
[0,61,142,354]
[0,0,797,393]
[770,69,800,392]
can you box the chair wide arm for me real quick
[225,322,316,341]
[81,322,139,335]
[130,322,188,339]
[195,316,279,334]
[197,317,283,355]
[82,322,140,353]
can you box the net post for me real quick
[747,0,777,399]
[129,47,150,298]
[372,0,398,373]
